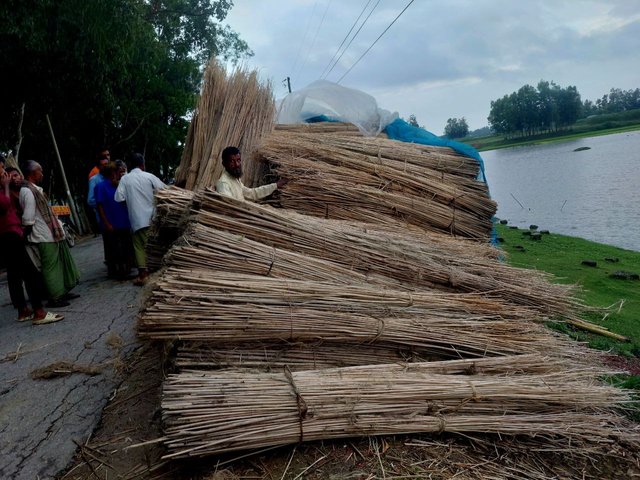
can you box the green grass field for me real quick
[495,223,640,356]
[495,223,640,398]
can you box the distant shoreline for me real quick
[463,123,640,152]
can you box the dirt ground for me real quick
[58,340,640,480]
[59,343,168,480]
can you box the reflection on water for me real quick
[481,131,640,252]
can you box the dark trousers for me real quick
[104,228,134,279]
[0,232,45,310]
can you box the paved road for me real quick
[0,237,143,479]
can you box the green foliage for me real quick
[0,0,251,198]
[465,126,492,138]
[576,108,640,126]
[462,116,640,151]
[488,80,582,138]
[594,87,640,114]
[444,117,469,139]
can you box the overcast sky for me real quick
[225,0,640,135]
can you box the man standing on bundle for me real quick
[19,160,80,308]
[215,146,287,201]
[115,153,165,286]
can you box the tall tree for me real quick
[488,80,583,137]
[444,117,469,139]
[0,0,251,199]
[556,85,582,127]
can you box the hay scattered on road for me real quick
[31,361,104,380]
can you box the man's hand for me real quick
[103,222,114,232]
[276,177,289,189]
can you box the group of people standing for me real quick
[1,144,275,324]
[0,157,79,324]
[87,149,165,285]
[0,147,166,324]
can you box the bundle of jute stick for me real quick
[274,122,373,137]
[164,224,402,287]
[175,345,593,374]
[253,130,494,238]
[147,187,195,270]
[174,60,275,190]
[189,191,578,316]
[140,269,584,359]
[160,363,635,459]
[272,125,479,179]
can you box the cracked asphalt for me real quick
[0,237,143,479]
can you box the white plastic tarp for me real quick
[277,80,398,136]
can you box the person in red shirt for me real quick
[0,158,63,324]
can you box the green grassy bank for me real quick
[462,110,640,151]
[496,223,640,355]
[495,223,640,397]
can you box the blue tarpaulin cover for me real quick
[384,118,487,184]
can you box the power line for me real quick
[319,0,373,79]
[337,0,415,84]
[295,0,333,82]
[324,0,382,80]
[289,1,319,79]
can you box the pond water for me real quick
[481,131,640,252]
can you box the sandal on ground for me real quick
[32,312,65,325]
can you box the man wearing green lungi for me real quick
[19,160,80,308]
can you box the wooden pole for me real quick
[45,114,84,235]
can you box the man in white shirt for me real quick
[215,146,287,201]
[115,153,166,285]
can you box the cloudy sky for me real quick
[225,0,640,135]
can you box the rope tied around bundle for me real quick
[284,366,308,443]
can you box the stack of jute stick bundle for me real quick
[253,130,495,238]
[139,190,640,466]
[140,63,639,473]
[188,191,577,315]
[174,60,275,190]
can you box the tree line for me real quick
[0,0,250,199]
[487,81,640,138]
